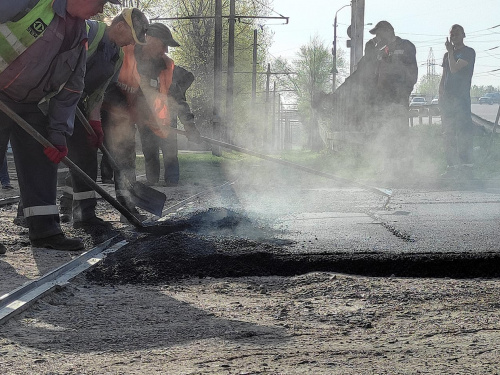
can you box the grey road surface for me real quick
[233,184,500,255]
[472,103,499,123]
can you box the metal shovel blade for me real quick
[130,181,166,217]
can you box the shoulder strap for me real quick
[10,0,42,22]
[87,21,107,59]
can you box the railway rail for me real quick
[0,180,236,325]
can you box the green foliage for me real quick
[98,1,273,144]
[161,0,273,141]
[471,84,500,99]
[290,36,334,150]
[416,74,441,97]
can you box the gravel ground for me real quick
[1,157,500,374]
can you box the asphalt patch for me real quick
[86,208,500,284]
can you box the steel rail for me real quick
[0,196,20,207]
[0,238,127,325]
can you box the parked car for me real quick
[478,92,500,105]
[430,96,440,115]
[409,96,427,108]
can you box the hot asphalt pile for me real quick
[87,208,500,284]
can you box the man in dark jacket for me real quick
[138,65,198,186]
[365,21,418,179]
[0,0,121,252]
[439,24,475,177]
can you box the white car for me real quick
[409,97,427,107]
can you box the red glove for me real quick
[87,120,104,149]
[43,145,68,164]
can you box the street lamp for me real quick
[333,3,350,92]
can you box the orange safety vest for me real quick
[117,45,174,138]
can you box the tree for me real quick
[160,0,273,145]
[291,36,333,151]
[416,73,440,98]
[97,0,273,145]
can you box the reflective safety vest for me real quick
[0,0,55,73]
[117,45,174,138]
[150,56,174,138]
[83,20,124,114]
[86,21,107,59]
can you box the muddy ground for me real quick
[1,158,500,374]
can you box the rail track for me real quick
[0,180,237,325]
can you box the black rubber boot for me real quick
[31,234,84,251]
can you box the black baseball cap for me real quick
[369,21,394,34]
[146,23,180,47]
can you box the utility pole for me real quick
[350,0,365,73]
[225,0,236,142]
[333,4,350,92]
[427,47,436,77]
[213,0,223,155]
[264,63,271,147]
[277,93,282,150]
[251,29,258,109]
[272,81,276,149]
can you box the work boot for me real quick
[0,243,6,255]
[73,216,113,230]
[13,216,28,228]
[60,214,72,223]
[31,234,84,251]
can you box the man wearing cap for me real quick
[365,21,418,179]
[59,8,148,229]
[101,22,201,217]
[0,0,121,252]
[136,28,200,187]
[439,24,475,177]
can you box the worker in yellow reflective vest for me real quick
[0,0,121,253]
[59,8,148,229]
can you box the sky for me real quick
[264,0,500,89]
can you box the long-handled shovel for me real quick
[173,128,392,202]
[75,107,166,216]
[0,100,183,234]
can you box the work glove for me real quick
[44,145,68,164]
[87,120,104,149]
[185,124,202,144]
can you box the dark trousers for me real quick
[60,111,98,221]
[100,129,114,183]
[0,100,61,240]
[137,124,179,184]
[441,106,474,167]
[371,101,411,170]
[0,151,10,186]
[101,104,137,207]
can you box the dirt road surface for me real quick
[1,158,500,374]
[1,273,500,374]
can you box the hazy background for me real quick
[267,0,500,88]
